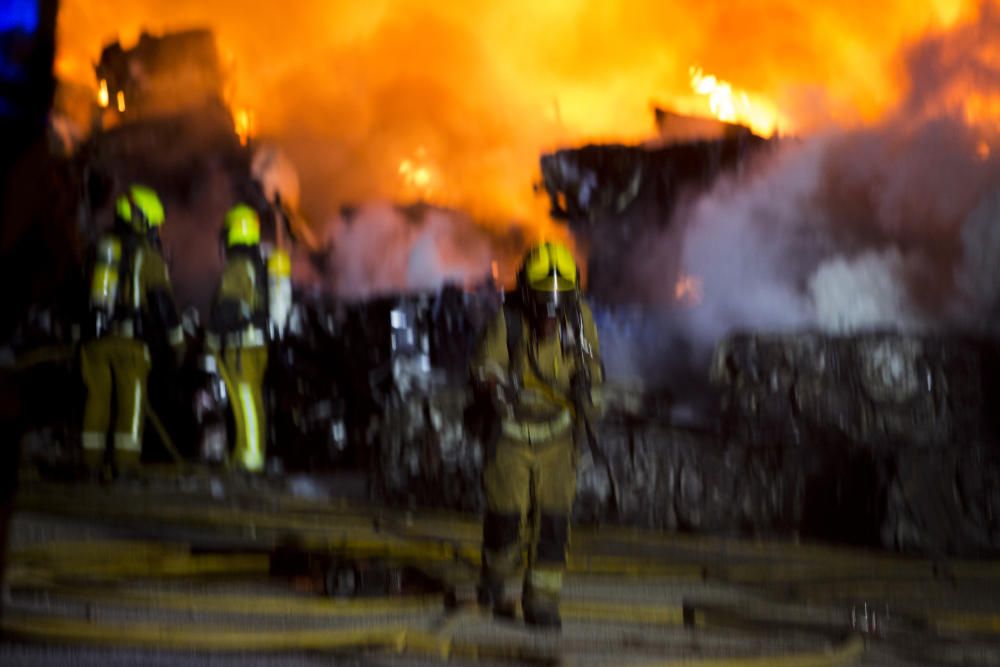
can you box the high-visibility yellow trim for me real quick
[130,377,142,442]
[501,409,572,442]
[527,567,563,593]
[89,265,118,305]
[81,432,105,452]
[114,433,141,453]
[267,248,291,277]
[238,381,263,471]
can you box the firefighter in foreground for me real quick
[472,241,604,629]
[81,184,183,475]
[209,204,272,472]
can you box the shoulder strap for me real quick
[503,301,522,379]
[253,250,270,319]
[116,233,137,313]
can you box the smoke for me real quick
[808,249,926,332]
[693,5,1000,332]
[298,203,524,299]
[954,187,1000,330]
[597,4,1000,394]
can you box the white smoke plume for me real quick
[306,203,506,299]
[664,5,1000,348]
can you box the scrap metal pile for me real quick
[369,301,1000,556]
[539,126,768,303]
[712,332,1000,555]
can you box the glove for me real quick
[490,379,518,419]
[570,373,590,406]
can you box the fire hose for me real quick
[16,482,1000,585]
[3,537,868,665]
[8,484,1000,664]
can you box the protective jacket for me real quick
[471,298,604,440]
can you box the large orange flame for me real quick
[54,1,983,233]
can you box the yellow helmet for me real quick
[115,184,165,232]
[522,241,578,292]
[224,204,260,247]
[518,241,579,319]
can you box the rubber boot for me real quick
[476,576,517,620]
[522,598,562,630]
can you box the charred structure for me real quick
[540,114,769,303]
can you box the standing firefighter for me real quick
[210,204,271,472]
[472,241,604,629]
[81,184,183,475]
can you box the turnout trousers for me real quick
[80,336,150,472]
[481,432,576,612]
[220,346,268,472]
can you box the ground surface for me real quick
[2,469,1000,666]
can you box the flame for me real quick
[688,66,786,136]
[674,274,703,305]
[234,107,254,146]
[115,90,126,113]
[97,79,109,108]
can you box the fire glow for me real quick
[674,274,703,306]
[53,1,988,250]
[398,153,435,200]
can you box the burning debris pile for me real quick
[95,28,227,124]
[540,123,769,303]
[372,75,1000,554]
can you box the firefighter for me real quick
[471,241,604,630]
[80,184,183,475]
[210,204,270,472]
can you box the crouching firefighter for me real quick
[209,204,276,472]
[81,184,184,475]
[471,241,604,629]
